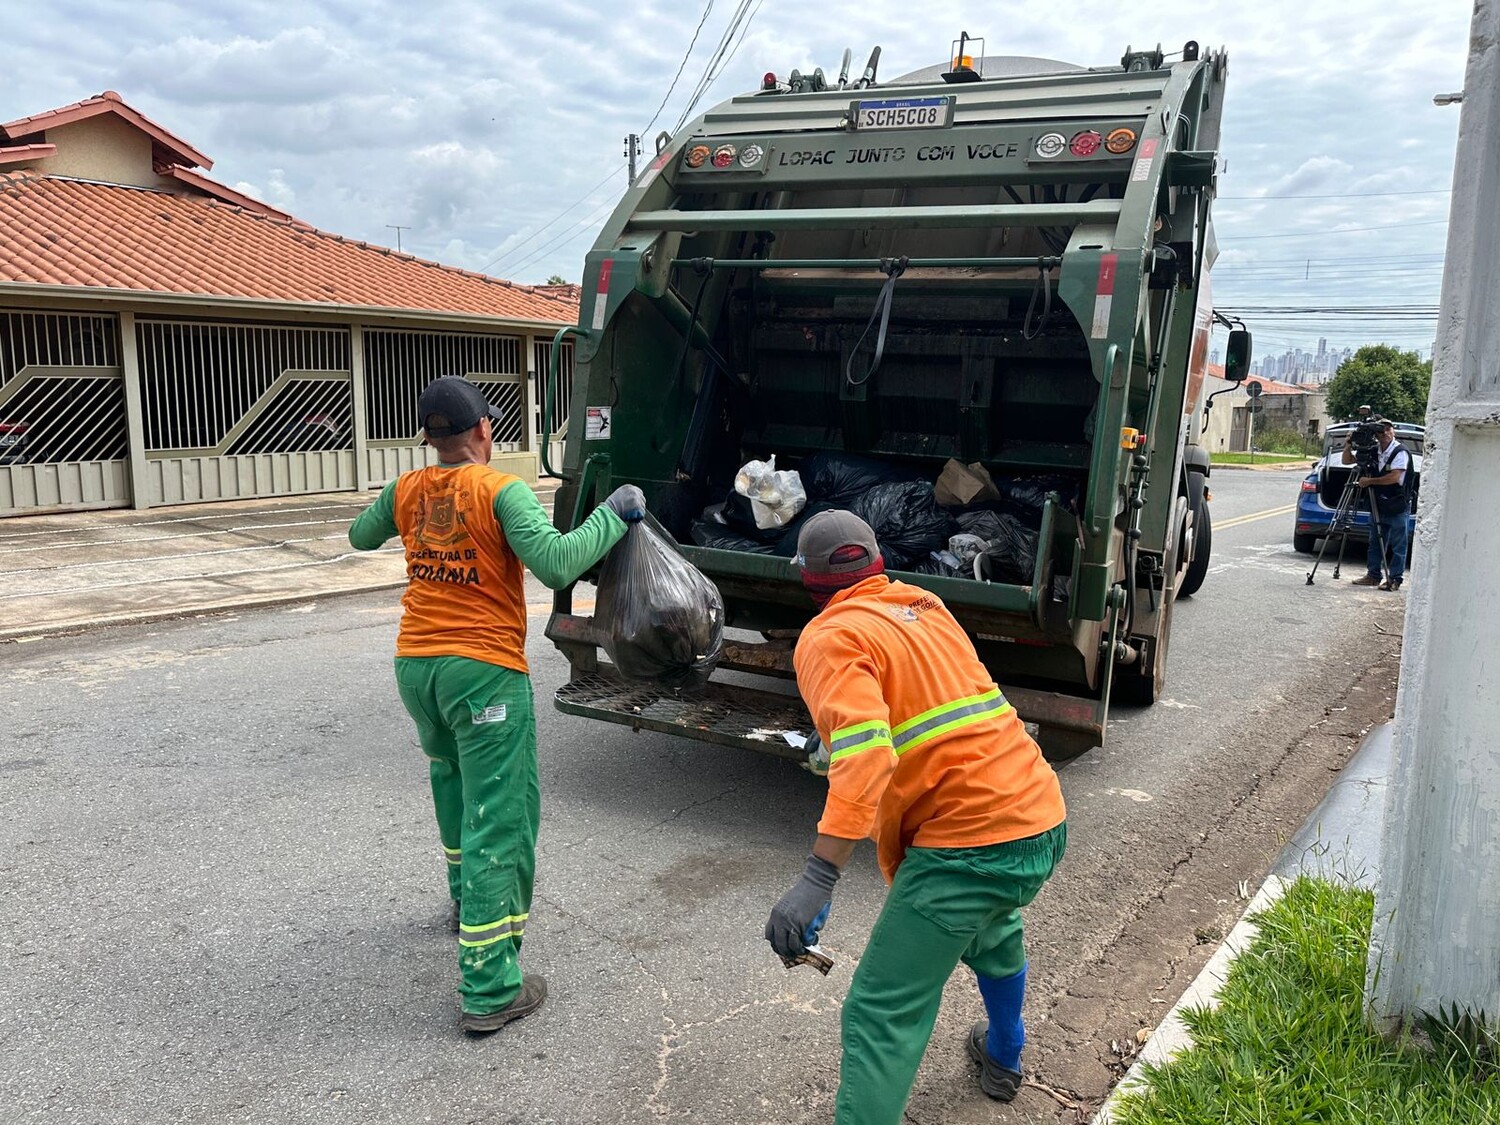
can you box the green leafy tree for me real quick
[545,274,570,285]
[1324,345,1432,422]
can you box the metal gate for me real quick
[532,336,573,477]
[0,309,128,515]
[363,329,528,484]
[136,318,355,504]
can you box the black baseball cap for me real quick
[418,376,504,438]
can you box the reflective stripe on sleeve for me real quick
[891,687,1013,754]
[458,912,528,948]
[443,846,462,866]
[828,719,895,762]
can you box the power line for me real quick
[504,196,623,277]
[1219,219,1450,241]
[479,162,627,274]
[675,0,762,131]
[644,0,717,136]
[1218,188,1452,201]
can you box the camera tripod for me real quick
[1306,457,1390,586]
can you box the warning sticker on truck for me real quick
[1130,138,1159,182]
[585,406,612,440]
[1091,253,1118,338]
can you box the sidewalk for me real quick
[0,481,561,642]
[1094,722,1393,1122]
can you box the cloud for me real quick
[2,0,1475,354]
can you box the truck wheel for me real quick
[1293,533,1316,554]
[1178,499,1212,598]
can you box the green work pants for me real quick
[835,823,1067,1125]
[395,656,539,1015]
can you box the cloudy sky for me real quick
[10,0,1477,356]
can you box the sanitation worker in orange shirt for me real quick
[765,510,1068,1122]
[350,375,644,1036]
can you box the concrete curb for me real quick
[0,581,411,644]
[1092,874,1290,1124]
[1089,722,1393,1123]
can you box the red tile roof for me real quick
[0,171,580,325]
[1,91,211,169]
[0,144,58,167]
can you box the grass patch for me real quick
[1210,452,1310,465]
[1114,876,1500,1125]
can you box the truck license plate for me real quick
[851,96,952,131]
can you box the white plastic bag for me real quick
[734,455,807,530]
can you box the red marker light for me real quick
[1070,130,1103,157]
[762,72,778,90]
[712,144,737,168]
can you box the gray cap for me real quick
[795,510,880,575]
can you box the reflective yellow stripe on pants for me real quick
[458,912,529,949]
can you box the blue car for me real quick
[1293,422,1423,554]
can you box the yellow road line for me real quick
[1216,504,1296,530]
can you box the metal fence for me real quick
[532,337,574,439]
[136,319,352,455]
[0,309,126,466]
[364,329,527,449]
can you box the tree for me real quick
[1324,345,1432,422]
[545,274,570,286]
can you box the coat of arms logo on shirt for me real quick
[415,487,474,549]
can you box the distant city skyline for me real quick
[1210,336,1429,385]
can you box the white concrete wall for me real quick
[1368,0,1500,1030]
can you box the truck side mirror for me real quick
[1224,329,1253,382]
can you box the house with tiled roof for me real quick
[1200,363,1331,453]
[0,92,580,514]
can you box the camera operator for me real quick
[1341,418,1410,590]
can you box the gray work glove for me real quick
[804,732,830,776]
[604,484,647,522]
[765,854,840,958]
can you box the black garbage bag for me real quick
[976,512,1040,585]
[799,451,923,507]
[720,490,784,542]
[849,481,959,569]
[992,474,1080,526]
[596,514,725,689]
[689,518,777,555]
[773,501,840,557]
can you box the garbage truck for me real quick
[541,38,1250,759]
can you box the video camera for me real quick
[1345,406,1385,472]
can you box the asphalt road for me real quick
[0,466,1405,1125]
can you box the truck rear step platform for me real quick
[555,669,813,762]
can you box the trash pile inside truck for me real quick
[689,452,1079,587]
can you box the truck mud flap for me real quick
[555,668,813,762]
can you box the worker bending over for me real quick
[350,375,643,1034]
[766,510,1067,1122]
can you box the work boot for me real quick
[1350,574,1382,586]
[967,1021,1023,1102]
[1379,579,1402,591]
[459,974,547,1036]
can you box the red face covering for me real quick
[802,557,886,608]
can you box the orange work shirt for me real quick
[794,575,1066,882]
[392,464,529,673]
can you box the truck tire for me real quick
[1178,498,1212,598]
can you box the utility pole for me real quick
[385,224,411,253]
[1366,0,1498,1033]
[623,134,641,182]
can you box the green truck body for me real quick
[544,43,1233,759]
